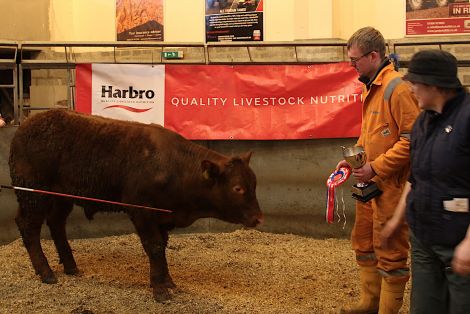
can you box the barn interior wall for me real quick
[45,0,405,42]
[0,126,357,245]
[1,1,470,244]
[0,0,51,41]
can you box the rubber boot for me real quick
[340,266,381,314]
[378,279,406,314]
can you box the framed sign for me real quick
[205,0,264,42]
[406,0,470,36]
[116,0,164,41]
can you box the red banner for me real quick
[75,63,362,140]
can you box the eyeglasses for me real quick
[350,51,374,65]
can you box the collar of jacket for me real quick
[424,89,466,119]
[359,58,392,90]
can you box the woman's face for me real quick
[409,82,437,111]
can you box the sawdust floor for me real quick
[0,230,410,313]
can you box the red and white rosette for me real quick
[326,166,351,224]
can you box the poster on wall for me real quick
[75,64,165,124]
[75,63,362,140]
[116,0,164,41]
[205,0,264,42]
[406,0,470,36]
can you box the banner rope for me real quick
[334,188,347,229]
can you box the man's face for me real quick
[348,45,374,78]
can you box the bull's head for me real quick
[201,152,263,227]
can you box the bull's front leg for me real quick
[129,214,172,302]
[160,227,176,289]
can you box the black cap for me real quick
[403,50,462,89]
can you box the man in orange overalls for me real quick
[336,27,420,314]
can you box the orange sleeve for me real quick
[370,83,420,179]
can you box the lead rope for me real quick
[0,184,172,213]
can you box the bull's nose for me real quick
[255,213,264,226]
[251,212,264,227]
[243,212,263,228]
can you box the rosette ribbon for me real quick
[326,166,351,224]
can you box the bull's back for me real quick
[9,109,220,209]
[9,110,170,191]
[10,110,71,185]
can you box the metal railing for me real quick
[15,40,351,123]
[18,41,207,122]
[206,40,349,64]
[0,38,469,125]
[392,37,470,67]
[0,41,18,124]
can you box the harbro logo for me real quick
[101,85,156,99]
[100,85,155,113]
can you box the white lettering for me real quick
[170,97,228,107]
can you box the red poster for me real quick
[76,63,362,140]
[406,0,470,36]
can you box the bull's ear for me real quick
[241,151,253,164]
[201,160,220,180]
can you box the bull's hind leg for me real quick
[15,203,57,284]
[46,199,79,276]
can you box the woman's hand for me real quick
[380,182,411,249]
[452,230,470,276]
[380,215,402,249]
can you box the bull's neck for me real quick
[174,142,226,192]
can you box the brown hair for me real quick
[347,26,386,60]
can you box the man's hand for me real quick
[351,162,375,183]
[336,159,350,171]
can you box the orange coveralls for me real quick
[353,63,420,283]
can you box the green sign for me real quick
[161,51,183,59]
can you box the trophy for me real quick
[341,145,382,203]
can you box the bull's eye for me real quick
[233,185,245,194]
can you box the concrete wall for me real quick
[0,125,357,245]
[0,0,451,42]
[0,128,19,243]
[332,0,406,40]
[46,0,405,42]
[2,1,470,245]
[0,0,50,41]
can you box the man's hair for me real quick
[347,27,386,60]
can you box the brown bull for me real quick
[9,109,263,302]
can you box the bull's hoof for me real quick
[41,273,58,284]
[153,286,171,303]
[64,266,81,276]
[164,278,176,289]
